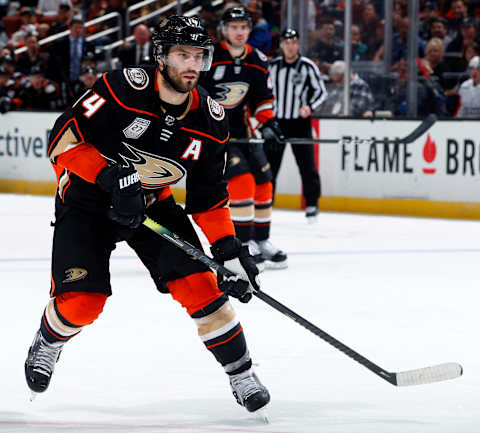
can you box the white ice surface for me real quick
[0,193,478,433]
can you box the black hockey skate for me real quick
[257,239,288,269]
[25,330,64,395]
[229,369,270,412]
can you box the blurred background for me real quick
[1,0,478,119]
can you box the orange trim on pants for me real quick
[168,271,223,315]
[56,292,108,326]
[228,173,255,202]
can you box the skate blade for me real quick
[29,391,37,402]
[306,215,318,224]
[253,407,269,424]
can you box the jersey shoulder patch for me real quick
[255,48,268,63]
[123,67,149,90]
[207,96,225,121]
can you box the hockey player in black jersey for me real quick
[24,16,270,415]
[201,6,288,270]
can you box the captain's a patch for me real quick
[207,96,225,121]
[123,117,151,139]
[123,68,149,90]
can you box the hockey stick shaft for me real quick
[234,114,437,146]
[142,216,462,387]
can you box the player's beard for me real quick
[165,67,199,93]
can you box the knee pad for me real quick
[254,181,273,205]
[55,292,108,326]
[228,173,256,202]
[168,271,225,316]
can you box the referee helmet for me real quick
[280,28,299,41]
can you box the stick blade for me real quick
[395,362,462,386]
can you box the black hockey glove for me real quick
[261,118,285,143]
[0,96,12,114]
[211,236,260,303]
[96,164,145,229]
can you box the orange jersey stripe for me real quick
[180,127,229,144]
[103,73,159,118]
[55,144,108,184]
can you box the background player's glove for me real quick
[211,236,260,303]
[96,164,146,229]
[260,118,285,143]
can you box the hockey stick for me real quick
[142,215,462,387]
[234,113,437,146]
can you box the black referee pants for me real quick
[264,117,321,208]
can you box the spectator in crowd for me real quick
[37,0,72,16]
[320,60,374,116]
[246,3,273,52]
[374,17,425,64]
[309,19,342,74]
[16,33,49,75]
[16,64,60,110]
[37,23,51,40]
[0,65,16,114]
[117,23,155,67]
[390,57,447,117]
[420,37,450,90]
[446,0,468,39]
[358,2,381,59]
[456,55,480,117]
[49,2,74,35]
[71,65,98,100]
[10,8,38,48]
[419,1,439,40]
[430,17,450,43]
[48,16,94,86]
[340,24,367,60]
[446,17,477,53]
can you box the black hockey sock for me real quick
[254,201,271,241]
[230,199,254,242]
[202,321,252,375]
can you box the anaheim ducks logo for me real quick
[63,267,88,283]
[214,82,249,108]
[117,142,186,189]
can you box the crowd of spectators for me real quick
[1,0,480,118]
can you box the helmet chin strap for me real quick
[160,65,189,94]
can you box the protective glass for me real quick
[160,45,214,72]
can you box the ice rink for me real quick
[1,193,478,433]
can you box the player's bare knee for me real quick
[195,301,237,336]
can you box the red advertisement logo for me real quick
[422,133,437,174]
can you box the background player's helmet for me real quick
[280,28,299,41]
[151,16,214,71]
[220,7,252,31]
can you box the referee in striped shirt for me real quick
[266,28,327,221]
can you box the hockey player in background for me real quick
[24,16,270,415]
[201,6,288,270]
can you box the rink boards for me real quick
[1,111,480,219]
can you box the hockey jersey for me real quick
[201,41,274,138]
[47,66,234,243]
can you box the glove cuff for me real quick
[96,165,118,192]
[211,235,242,261]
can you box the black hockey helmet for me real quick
[280,28,299,41]
[151,16,213,71]
[220,7,252,29]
